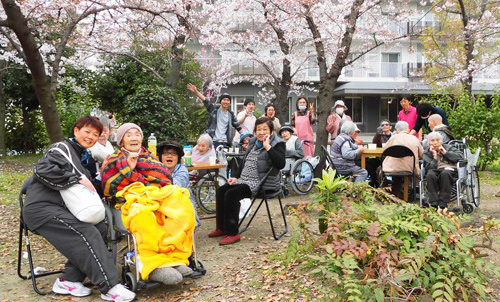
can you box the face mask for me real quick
[335,107,344,115]
[298,105,307,110]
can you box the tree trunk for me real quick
[305,0,365,176]
[1,0,64,143]
[273,59,292,124]
[0,60,6,160]
[167,33,185,90]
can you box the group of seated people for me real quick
[22,114,289,301]
[326,115,463,210]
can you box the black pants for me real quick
[35,211,118,294]
[426,168,456,208]
[216,183,252,235]
[365,158,381,187]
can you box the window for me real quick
[307,56,319,78]
[231,96,254,113]
[380,97,399,123]
[381,53,400,77]
[342,97,363,123]
[366,54,380,77]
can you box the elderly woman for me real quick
[262,103,281,131]
[22,116,135,302]
[158,140,200,227]
[329,121,368,183]
[423,132,463,209]
[278,124,304,171]
[209,117,286,245]
[89,117,115,165]
[192,133,216,164]
[101,123,192,285]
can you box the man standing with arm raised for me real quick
[187,83,242,148]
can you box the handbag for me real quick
[50,143,105,224]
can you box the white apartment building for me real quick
[189,3,500,133]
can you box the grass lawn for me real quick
[0,154,40,205]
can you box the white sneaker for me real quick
[52,278,92,297]
[101,284,135,302]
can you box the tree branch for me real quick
[0,19,9,27]
[0,27,26,60]
[96,48,166,82]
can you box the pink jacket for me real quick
[382,133,423,174]
[326,114,352,142]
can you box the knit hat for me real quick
[239,132,254,144]
[116,123,143,146]
[219,93,231,102]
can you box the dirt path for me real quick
[1,166,499,301]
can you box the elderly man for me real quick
[423,132,463,209]
[382,121,424,197]
[330,121,368,183]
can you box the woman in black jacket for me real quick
[208,117,286,245]
[22,116,135,302]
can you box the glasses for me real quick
[381,123,390,126]
[162,151,178,156]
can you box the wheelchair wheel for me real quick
[195,172,227,214]
[290,159,314,195]
[124,271,137,292]
[466,167,481,208]
[462,203,474,214]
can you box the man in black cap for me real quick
[187,83,242,148]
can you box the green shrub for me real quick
[421,93,500,169]
[123,85,189,143]
[286,172,500,301]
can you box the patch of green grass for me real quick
[0,170,32,205]
[487,158,500,173]
[6,153,42,165]
[479,171,500,186]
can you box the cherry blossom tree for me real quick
[197,0,312,123]
[0,0,203,142]
[420,0,500,98]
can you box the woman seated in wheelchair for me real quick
[157,140,200,226]
[101,123,196,286]
[329,121,368,183]
[423,132,463,209]
[278,124,304,171]
[192,133,216,164]
[22,116,136,302]
[209,117,286,245]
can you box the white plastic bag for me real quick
[51,144,105,225]
[239,198,252,220]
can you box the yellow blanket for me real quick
[117,182,196,280]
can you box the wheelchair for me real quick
[105,198,206,292]
[280,157,315,196]
[418,139,481,214]
[17,177,206,295]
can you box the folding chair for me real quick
[17,177,63,295]
[238,168,288,240]
[380,145,417,202]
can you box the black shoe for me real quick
[449,207,462,213]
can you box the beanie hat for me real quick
[219,93,231,102]
[239,131,254,144]
[116,123,143,146]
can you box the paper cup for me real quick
[209,156,217,165]
[234,147,240,154]
[368,143,377,150]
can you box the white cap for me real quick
[354,124,361,132]
[334,100,348,109]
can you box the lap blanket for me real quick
[116,182,196,280]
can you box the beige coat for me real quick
[382,132,423,174]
